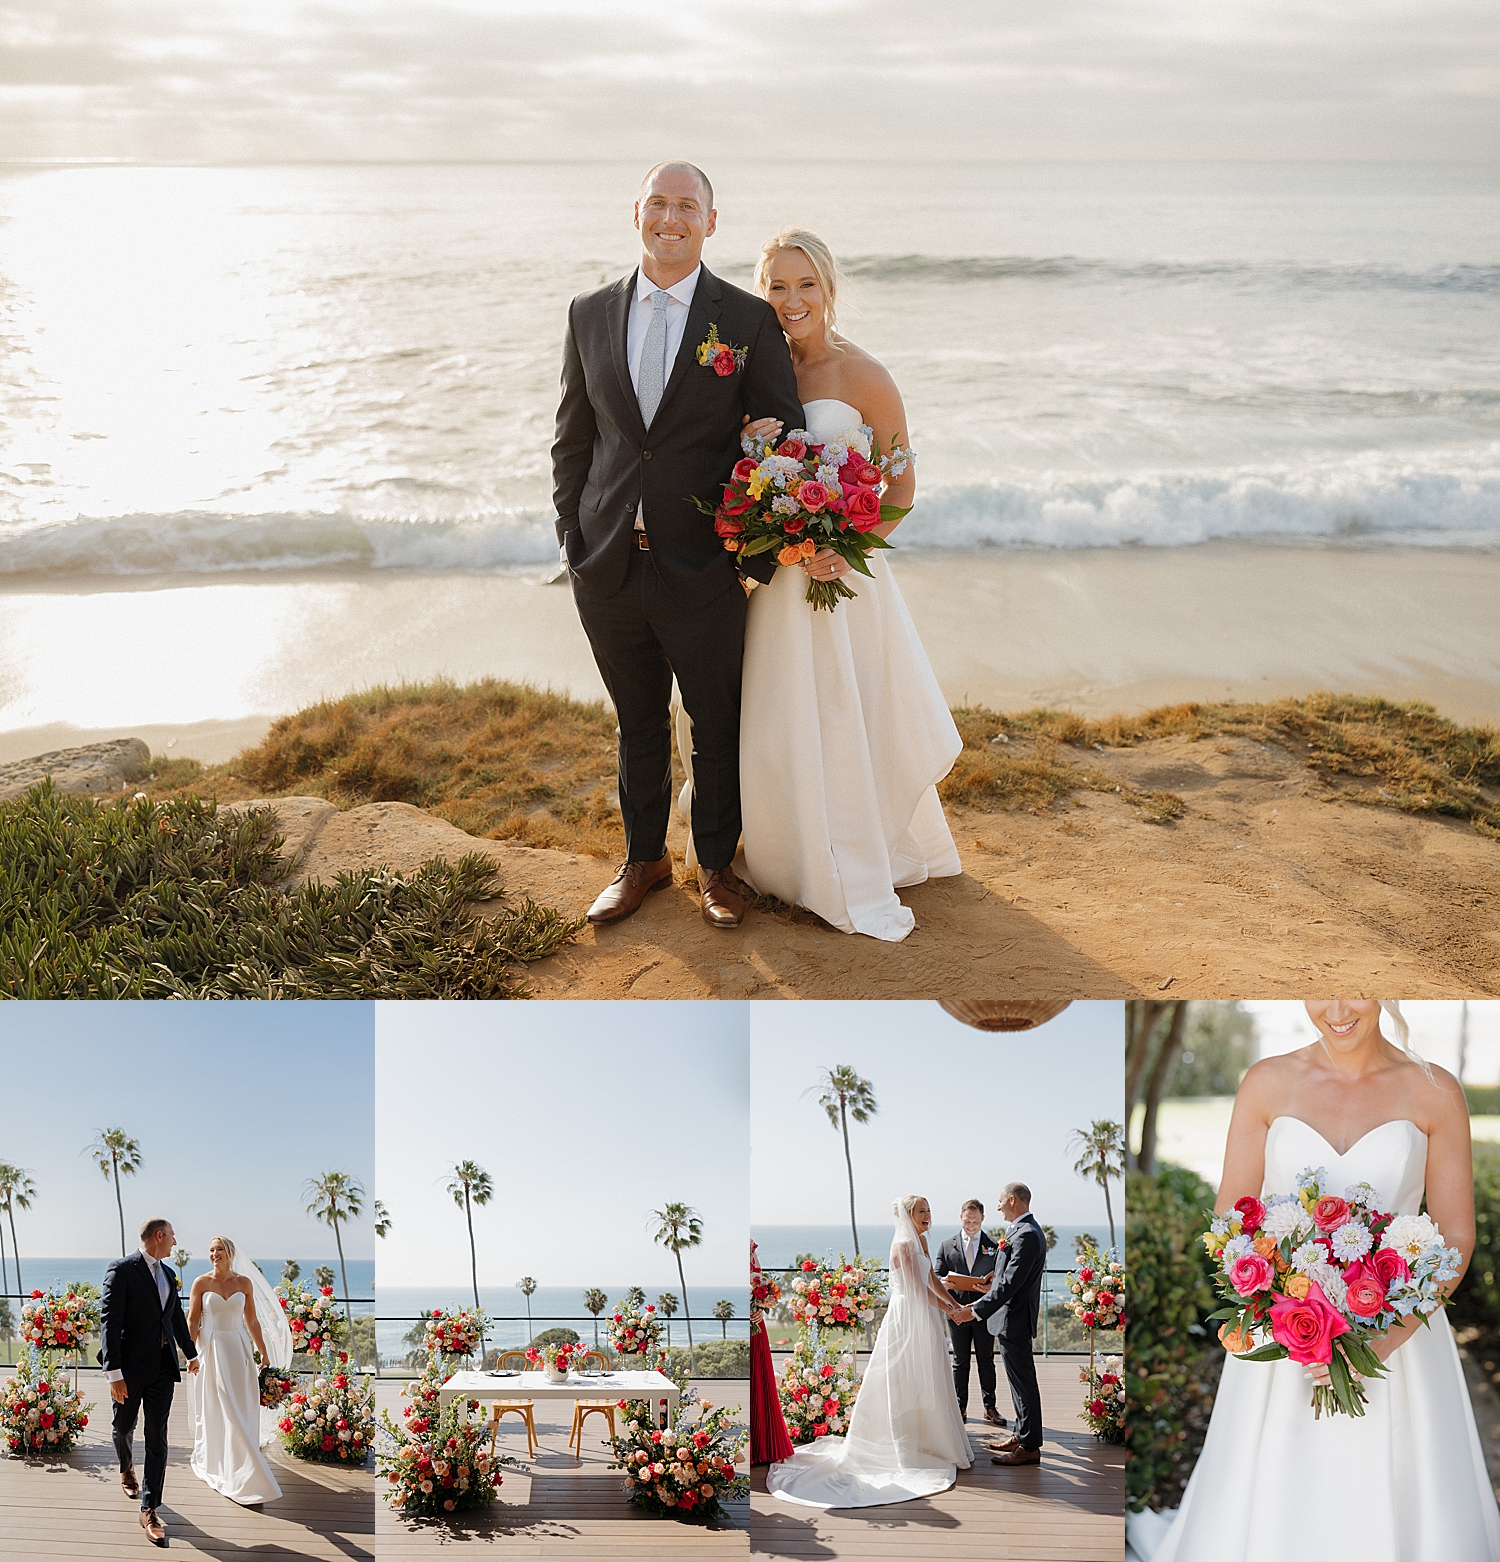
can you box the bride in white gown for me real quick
[731,228,962,942]
[767,1196,972,1508]
[187,1237,293,1506]
[1129,1000,1500,1562]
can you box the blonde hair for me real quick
[755,227,846,336]
[1378,1001,1437,1084]
[209,1235,238,1273]
[895,1194,925,1218]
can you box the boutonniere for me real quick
[696,323,747,377]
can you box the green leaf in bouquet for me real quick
[1204,1307,1241,1324]
[739,535,781,557]
[1327,1346,1367,1417]
[878,504,911,524]
[842,549,877,580]
[861,529,896,549]
[1236,1342,1290,1363]
[1341,1334,1387,1380]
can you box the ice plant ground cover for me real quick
[1,1348,92,1456]
[1204,1166,1462,1417]
[276,1356,375,1464]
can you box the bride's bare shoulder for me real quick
[1232,1051,1304,1121]
[1405,1057,1467,1132]
[833,339,900,405]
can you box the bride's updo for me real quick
[210,1235,238,1273]
[754,226,847,335]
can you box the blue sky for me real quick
[0,1002,375,1259]
[751,1002,1125,1231]
[375,1002,749,1289]
[0,0,1493,164]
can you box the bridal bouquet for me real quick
[259,1364,296,1409]
[1079,1354,1125,1444]
[1066,1250,1125,1332]
[698,425,912,610]
[778,1333,860,1445]
[1204,1167,1462,1418]
[526,1339,589,1376]
[277,1280,347,1356]
[277,1355,374,1464]
[608,1297,665,1357]
[1,1348,91,1456]
[423,1306,486,1360]
[607,1395,748,1520]
[786,1256,885,1333]
[20,1284,100,1356]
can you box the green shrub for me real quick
[1466,1089,1500,1118]
[1451,1142,1500,1340]
[1125,1164,1222,1513]
[662,1338,750,1379]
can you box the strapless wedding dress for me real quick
[767,1242,971,1508]
[189,1291,283,1505]
[733,398,963,941]
[1129,1116,1500,1562]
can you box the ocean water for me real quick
[3,1257,374,1310]
[750,1224,1113,1271]
[2,161,1496,579]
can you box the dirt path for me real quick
[254,729,1499,997]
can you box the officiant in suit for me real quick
[935,1198,1006,1426]
[100,1217,198,1547]
[955,1182,1047,1466]
[552,160,804,931]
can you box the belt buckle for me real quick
[634,531,650,550]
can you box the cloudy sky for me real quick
[2,0,1494,164]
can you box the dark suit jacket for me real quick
[551,264,805,606]
[934,1229,1002,1289]
[971,1213,1047,1341]
[100,1251,197,1395]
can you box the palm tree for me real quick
[625,1286,646,1308]
[303,1170,364,1327]
[806,1067,877,1256]
[517,1276,537,1342]
[173,1246,191,1285]
[86,1130,141,1256]
[0,1164,37,1293]
[1069,1119,1126,1251]
[583,1288,608,1350]
[650,1202,703,1377]
[373,1200,392,1239]
[0,1296,13,1366]
[657,1292,678,1347]
[282,1259,301,1286]
[443,1162,493,1315]
[314,1264,336,1289]
[713,1299,735,1339]
[0,1196,9,1299]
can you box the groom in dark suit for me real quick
[934,1198,1006,1426]
[953,1182,1047,1465]
[552,161,804,930]
[100,1217,198,1547]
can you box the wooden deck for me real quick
[375,1375,751,1556]
[750,1356,1124,1561]
[0,1368,374,1559]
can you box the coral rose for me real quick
[799,538,817,558]
[1228,1253,1275,1297]
[797,481,831,513]
[713,346,737,377]
[1313,1196,1351,1233]
[1269,1279,1350,1365]
[1253,1236,1278,1260]
[841,485,883,533]
[777,544,804,566]
[777,437,808,459]
[1234,1196,1266,1234]
[1344,1269,1387,1320]
[1218,1322,1253,1354]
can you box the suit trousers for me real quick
[947,1316,997,1416]
[573,547,748,870]
[112,1345,177,1511]
[998,1330,1044,1450]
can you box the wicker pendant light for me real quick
[939,999,1072,1032]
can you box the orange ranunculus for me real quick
[777,544,804,566]
[1283,1273,1312,1300]
[799,538,817,558]
[1218,1322,1253,1354]
[1253,1237,1278,1260]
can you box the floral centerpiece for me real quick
[607,1394,748,1521]
[700,425,913,610]
[1066,1249,1125,1333]
[608,1296,665,1357]
[777,1333,860,1446]
[276,1353,374,1464]
[1080,1354,1125,1443]
[259,1365,296,1409]
[1204,1167,1461,1418]
[422,1306,487,1361]
[526,1340,589,1382]
[378,1352,522,1516]
[1,1348,91,1456]
[786,1256,885,1333]
[20,1284,100,1357]
[277,1280,348,1357]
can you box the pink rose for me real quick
[1269,1279,1350,1365]
[797,481,831,513]
[1228,1253,1275,1297]
[1342,1261,1387,1320]
[1313,1196,1351,1233]
[1234,1196,1266,1234]
[1368,1247,1411,1288]
[841,484,882,533]
[839,454,881,487]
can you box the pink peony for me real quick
[1228,1252,1275,1297]
[1269,1279,1350,1365]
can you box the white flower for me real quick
[1382,1214,1442,1264]
[1290,1241,1325,1274]
[1221,1235,1253,1264]
[1260,1202,1313,1243]
[1331,1222,1373,1262]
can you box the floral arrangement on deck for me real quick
[277,1353,374,1464]
[608,1296,664,1357]
[1080,1354,1125,1443]
[277,1279,347,1356]
[258,1364,296,1409]
[786,1256,884,1333]
[1,1347,91,1456]
[377,1352,524,1516]
[1066,1248,1125,1332]
[1203,1170,1460,1418]
[607,1394,748,1520]
[422,1306,487,1360]
[777,1332,860,1446]
[525,1340,589,1377]
[20,1284,100,1356]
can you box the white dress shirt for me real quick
[626,264,700,530]
[104,1248,172,1383]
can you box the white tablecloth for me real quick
[437,1368,680,1413]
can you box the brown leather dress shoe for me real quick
[121,1466,140,1500]
[991,1446,1041,1466]
[987,1434,1021,1453]
[140,1508,167,1546]
[586,853,673,925]
[698,865,746,928]
[983,1407,1007,1428]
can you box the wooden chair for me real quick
[497,1350,530,1371]
[568,1397,617,1459]
[581,1351,610,1372]
[489,1399,538,1459]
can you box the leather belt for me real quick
[633,531,650,549]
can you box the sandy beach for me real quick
[1,541,1496,768]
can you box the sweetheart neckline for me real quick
[1270,1114,1425,1159]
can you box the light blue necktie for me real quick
[637,288,670,427]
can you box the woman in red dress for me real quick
[750,1240,794,1464]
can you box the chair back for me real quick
[498,1350,530,1371]
[581,1350,609,1373]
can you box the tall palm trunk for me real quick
[674,1249,696,1378]
[111,1152,126,1256]
[464,1191,486,1364]
[332,1217,352,1327]
[6,1202,21,1293]
[0,1214,9,1299]
[840,1099,860,1255]
[1103,1180,1116,1251]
